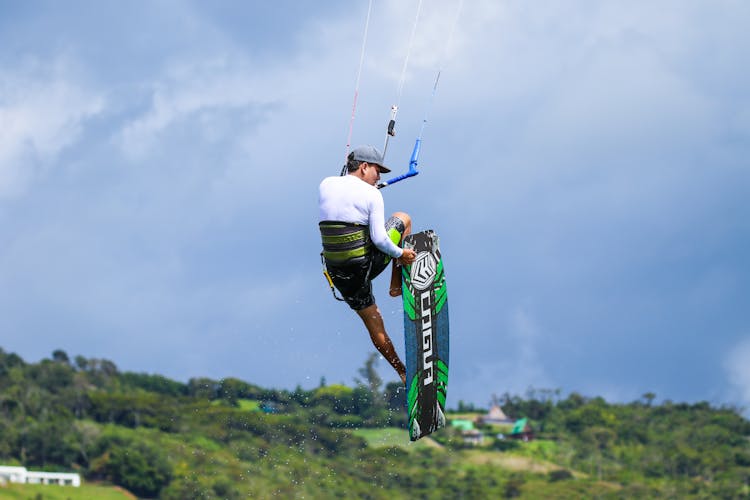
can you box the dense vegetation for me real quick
[1,347,749,499]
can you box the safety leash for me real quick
[321,253,346,302]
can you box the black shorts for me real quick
[326,216,406,310]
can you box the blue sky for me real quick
[1,0,748,410]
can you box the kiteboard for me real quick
[401,230,449,441]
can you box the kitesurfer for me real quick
[319,145,417,384]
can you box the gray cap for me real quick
[350,145,391,173]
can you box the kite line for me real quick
[342,0,463,189]
[344,0,373,162]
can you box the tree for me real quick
[384,381,406,412]
[52,349,70,365]
[0,350,25,377]
[313,384,355,414]
[354,353,389,424]
[74,355,89,371]
[93,437,172,498]
[582,426,616,480]
[504,472,525,498]
[188,377,220,400]
[456,400,477,412]
[19,418,79,467]
[642,392,656,407]
[356,352,383,397]
[218,377,261,404]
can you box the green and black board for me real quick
[401,230,449,441]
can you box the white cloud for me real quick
[453,308,551,405]
[0,58,104,198]
[358,0,478,80]
[2,0,748,406]
[116,58,282,158]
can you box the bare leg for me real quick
[389,212,412,297]
[356,304,406,384]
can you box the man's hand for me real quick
[398,248,417,266]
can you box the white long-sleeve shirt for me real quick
[318,174,403,258]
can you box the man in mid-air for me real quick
[319,145,417,384]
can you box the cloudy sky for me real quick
[1,0,748,410]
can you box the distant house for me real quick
[450,419,484,445]
[0,466,81,487]
[450,419,475,432]
[259,401,280,414]
[478,405,515,425]
[509,418,534,441]
[461,428,484,446]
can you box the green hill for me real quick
[1,347,749,498]
[0,483,134,499]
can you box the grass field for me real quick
[459,449,561,474]
[445,412,483,421]
[0,483,133,499]
[352,427,441,450]
[237,399,261,411]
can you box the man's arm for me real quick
[368,192,403,258]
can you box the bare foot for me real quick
[390,261,402,297]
